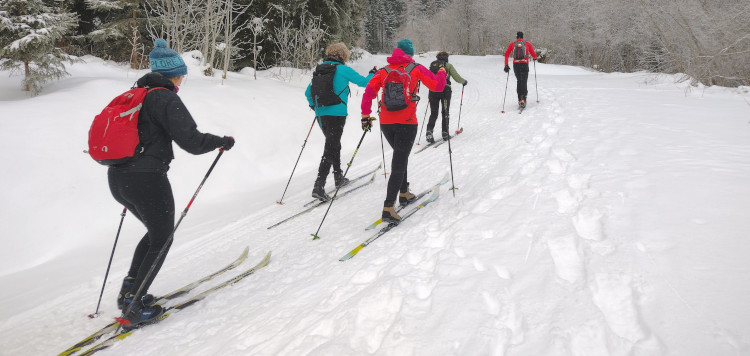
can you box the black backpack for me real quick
[310,63,347,107]
[429,59,451,86]
[513,41,527,60]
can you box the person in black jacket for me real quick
[109,39,234,328]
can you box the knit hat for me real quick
[396,39,414,56]
[517,31,524,39]
[149,39,187,78]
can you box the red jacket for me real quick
[362,48,446,125]
[504,40,537,65]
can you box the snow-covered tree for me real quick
[0,0,78,95]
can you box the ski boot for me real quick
[442,131,451,142]
[425,130,435,144]
[117,277,156,310]
[519,99,526,109]
[382,201,401,225]
[398,183,417,206]
[119,293,165,330]
[333,171,350,188]
[312,184,331,202]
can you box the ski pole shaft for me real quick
[501,71,510,113]
[120,150,224,328]
[379,129,387,180]
[533,60,539,103]
[88,207,127,318]
[456,85,465,131]
[447,136,457,197]
[277,114,318,204]
[417,103,428,145]
[311,129,369,240]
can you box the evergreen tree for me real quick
[363,0,404,53]
[0,0,78,95]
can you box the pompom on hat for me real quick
[396,39,414,56]
[149,38,187,78]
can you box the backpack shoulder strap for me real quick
[405,62,418,73]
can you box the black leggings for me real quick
[381,123,418,205]
[108,170,175,296]
[513,62,530,101]
[427,89,452,135]
[316,115,346,184]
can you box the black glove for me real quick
[463,80,468,86]
[220,136,235,151]
[369,66,378,75]
[361,115,374,132]
[504,65,510,73]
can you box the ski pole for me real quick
[417,102,429,145]
[447,133,457,198]
[311,126,370,240]
[377,98,387,179]
[379,129,388,180]
[533,60,539,103]
[277,98,320,204]
[501,71,510,114]
[456,85,465,134]
[88,207,127,319]
[118,150,224,330]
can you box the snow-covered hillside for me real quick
[1,51,749,356]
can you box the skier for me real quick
[426,51,467,143]
[503,31,538,109]
[305,42,375,201]
[109,39,234,328]
[361,39,447,224]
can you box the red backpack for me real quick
[88,87,163,165]
[381,62,419,111]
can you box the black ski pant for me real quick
[427,89,451,137]
[315,115,346,186]
[108,170,175,298]
[381,123,418,205]
[513,62,530,102]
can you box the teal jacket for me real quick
[305,61,373,117]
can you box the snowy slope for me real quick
[1,52,749,356]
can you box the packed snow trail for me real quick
[1,53,749,356]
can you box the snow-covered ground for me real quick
[1,51,749,356]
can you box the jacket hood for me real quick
[387,48,414,65]
[137,72,176,91]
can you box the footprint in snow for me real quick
[590,273,648,343]
[553,189,580,214]
[572,207,606,241]
[546,234,585,284]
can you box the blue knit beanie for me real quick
[396,39,414,56]
[149,39,187,78]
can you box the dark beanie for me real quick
[149,39,187,78]
[517,31,524,39]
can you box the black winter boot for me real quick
[382,201,401,225]
[426,130,435,144]
[333,170,350,188]
[312,184,330,201]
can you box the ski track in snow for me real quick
[1,55,749,356]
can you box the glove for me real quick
[369,66,377,74]
[504,65,510,73]
[361,115,375,132]
[463,80,468,86]
[220,136,235,151]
